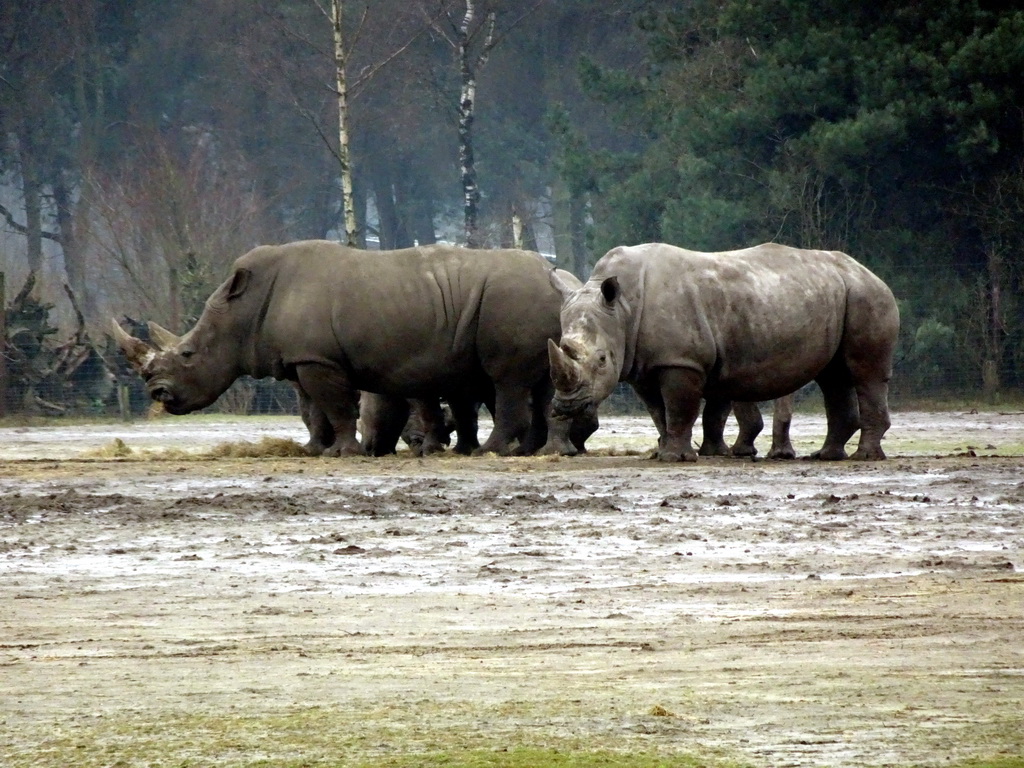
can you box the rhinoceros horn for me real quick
[548,338,583,392]
[147,321,182,351]
[111,319,154,370]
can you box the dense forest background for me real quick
[1,0,1023,414]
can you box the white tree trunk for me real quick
[456,1,494,248]
[332,0,358,246]
[511,205,523,249]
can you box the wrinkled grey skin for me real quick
[357,268,599,459]
[549,243,899,462]
[113,240,579,457]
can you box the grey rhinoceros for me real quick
[112,240,581,457]
[548,243,899,461]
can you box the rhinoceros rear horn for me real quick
[548,338,582,391]
[111,319,154,370]
[147,321,182,351]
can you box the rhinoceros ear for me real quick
[111,319,154,370]
[600,276,620,307]
[208,267,253,312]
[548,338,582,391]
[549,268,577,301]
[226,268,252,300]
[147,321,181,351]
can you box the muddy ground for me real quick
[1,411,1023,767]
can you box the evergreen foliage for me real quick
[573,1,1024,397]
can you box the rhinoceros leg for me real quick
[449,396,482,455]
[850,381,890,460]
[520,381,553,455]
[569,407,599,453]
[812,373,860,461]
[538,411,577,456]
[766,394,797,459]
[729,400,765,457]
[656,367,704,462]
[631,378,667,458]
[361,393,409,456]
[630,376,671,460]
[296,363,364,457]
[295,383,334,456]
[410,399,448,456]
[477,383,531,456]
[700,398,737,456]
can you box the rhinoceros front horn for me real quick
[548,339,583,392]
[111,319,154,370]
[147,321,182,351]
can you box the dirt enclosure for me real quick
[1,411,1023,767]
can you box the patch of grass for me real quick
[6,703,1023,768]
[3,706,738,768]
[351,749,719,767]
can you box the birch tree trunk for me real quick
[332,0,358,246]
[456,1,495,248]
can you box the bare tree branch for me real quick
[0,201,61,241]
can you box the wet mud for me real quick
[1,412,1023,766]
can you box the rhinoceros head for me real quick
[111,268,253,414]
[547,274,628,416]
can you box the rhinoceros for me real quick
[548,243,899,461]
[112,240,581,456]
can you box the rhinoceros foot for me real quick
[766,444,797,460]
[656,447,698,462]
[850,445,886,461]
[303,439,328,457]
[419,437,447,456]
[536,437,578,457]
[323,440,367,458]
[698,438,733,457]
[809,446,848,461]
[728,442,758,458]
[452,439,479,455]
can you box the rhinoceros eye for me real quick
[180,349,194,360]
[598,352,607,366]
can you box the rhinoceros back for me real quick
[243,240,562,397]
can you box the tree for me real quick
[0,0,136,309]
[327,0,358,245]
[82,129,282,330]
[427,0,497,247]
